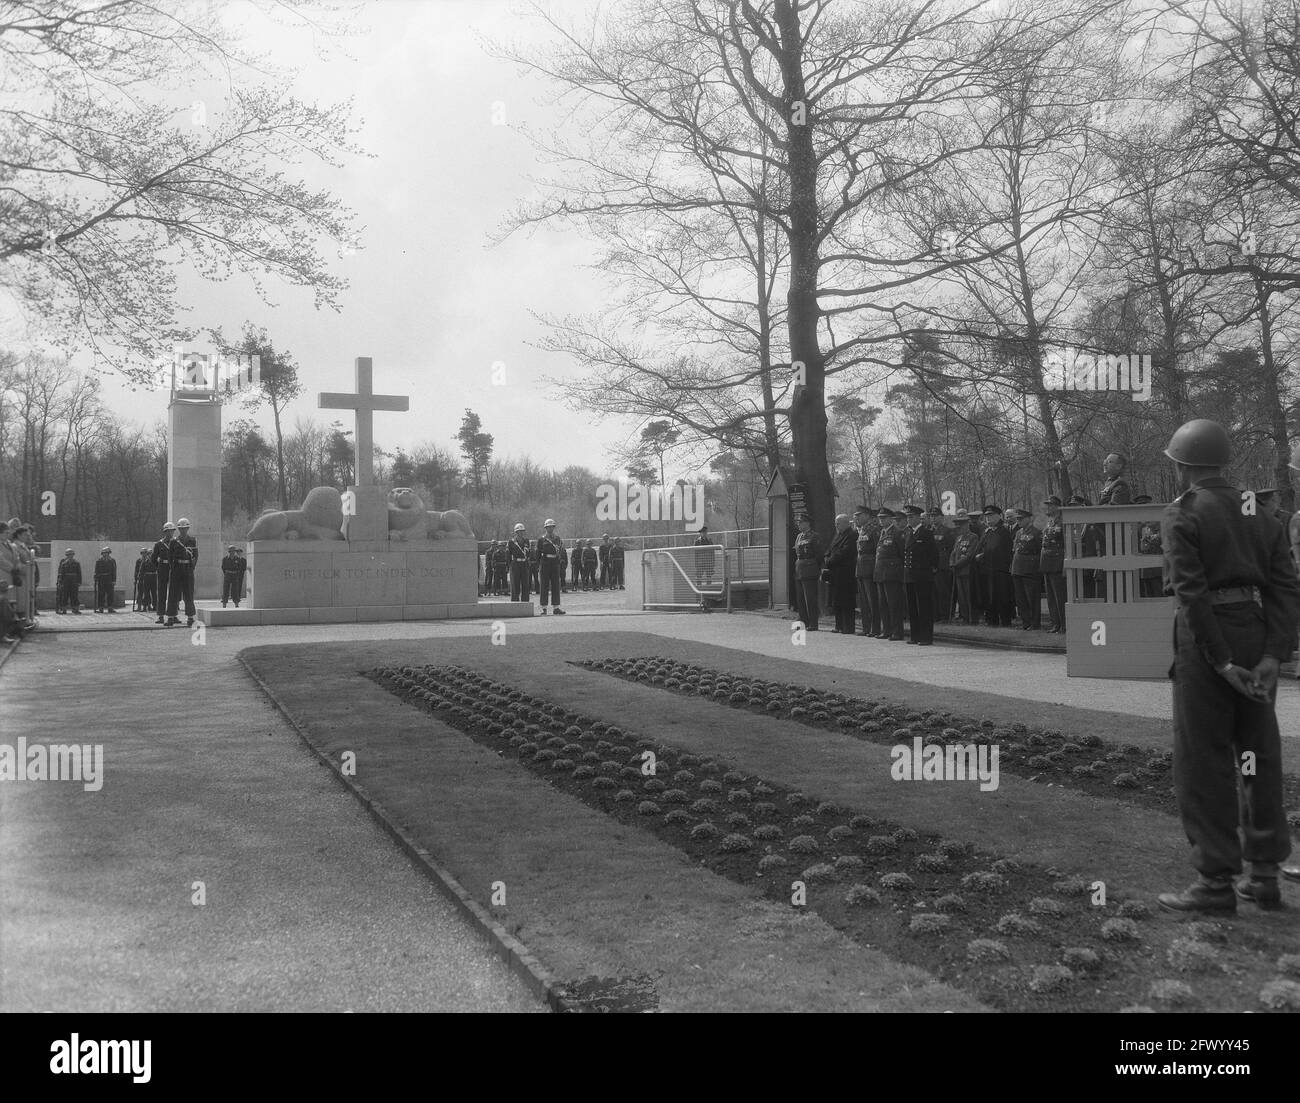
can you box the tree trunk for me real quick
[775,0,835,542]
[272,399,288,510]
[1255,278,1293,510]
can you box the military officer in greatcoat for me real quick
[824,513,859,634]
[1158,420,1300,913]
[975,505,1014,626]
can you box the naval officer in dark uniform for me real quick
[1157,419,1300,914]
[902,505,937,644]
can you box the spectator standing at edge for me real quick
[793,514,822,631]
[1039,497,1067,633]
[874,508,907,641]
[851,505,879,637]
[824,513,858,634]
[1157,419,1299,914]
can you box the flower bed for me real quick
[366,660,1264,1013]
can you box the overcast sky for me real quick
[89,0,653,478]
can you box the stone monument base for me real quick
[196,599,532,627]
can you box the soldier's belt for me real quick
[1208,585,1259,606]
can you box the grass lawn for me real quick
[242,631,1300,1013]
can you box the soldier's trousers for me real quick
[539,559,561,606]
[877,580,906,638]
[510,562,531,602]
[1012,573,1041,628]
[1043,571,1066,630]
[982,570,1014,625]
[139,575,156,609]
[856,576,879,635]
[953,573,974,623]
[57,581,79,611]
[934,569,953,621]
[167,567,195,619]
[94,579,113,610]
[794,575,819,629]
[155,568,169,618]
[611,563,624,587]
[1171,604,1291,880]
[906,578,934,644]
[222,573,243,604]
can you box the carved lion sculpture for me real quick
[386,487,475,540]
[246,486,345,541]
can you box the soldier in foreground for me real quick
[174,518,198,626]
[508,523,531,602]
[1158,419,1299,914]
[151,522,175,624]
[134,547,155,611]
[56,549,82,614]
[221,545,248,607]
[537,520,566,615]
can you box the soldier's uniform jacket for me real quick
[976,524,1013,571]
[221,553,248,581]
[581,544,598,566]
[492,544,510,569]
[1038,517,1065,574]
[0,539,16,592]
[177,534,198,569]
[825,527,858,591]
[1099,474,1132,505]
[57,557,82,586]
[1161,476,1300,667]
[793,530,823,580]
[903,523,938,582]
[933,526,955,569]
[162,538,192,572]
[609,543,625,565]
[135,554,155,583]
[598,541,611,566]
[94,555,116,583]
[508,537,530,563]
[150,539,171,573]
[1010,524,1042,576]
[873,524,905,583]
[949,531,979,574]
[854,525,877,579]
[537,534,563,561]
[1138,521,1162,556]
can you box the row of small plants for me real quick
[369,662,1300,1012]
[575,656,1300,820]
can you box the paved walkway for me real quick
[5,604,1297,1011]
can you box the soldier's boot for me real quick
[1157,878,1236,915]
[1234,877,1282,910]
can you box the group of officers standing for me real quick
[482,526,627,609]
[792,499,1075,642]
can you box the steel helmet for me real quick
[176,517,192,528]
[544,518,556,527]
[162,521,176,531]
[1163,419,1231,466]
[513,523,525,532]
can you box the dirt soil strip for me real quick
[241,643,989,1013]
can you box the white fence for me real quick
[642,545,728,610]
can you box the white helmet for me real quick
[544,518,556,527]
[176,517,192,528]
[513,523,525,532]
[162,521,176,532]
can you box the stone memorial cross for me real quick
[318,357,409,486]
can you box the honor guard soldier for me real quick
[174,518,198,625]
[873,508,907,640]
[1157,419,1300,914]
[135,547,155,611]
[508,523,532,601]
[1039,497,1067,632]
[221,545,248,607]
[949,511,979,624]
[792,514,823,630]
[598,534,613,590]
[494,540,511,595]
[152,522,176,624]
[610,538,625,589]
[851,506,879,637]
[1009,508,1043,630]
[581,539,598,589]
[902,505,937,645]
[537,520,566,615]
[162,525,194,626]
[93,547,117,612]
[56,548,82,614]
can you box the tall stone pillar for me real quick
[168,395,223,599]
